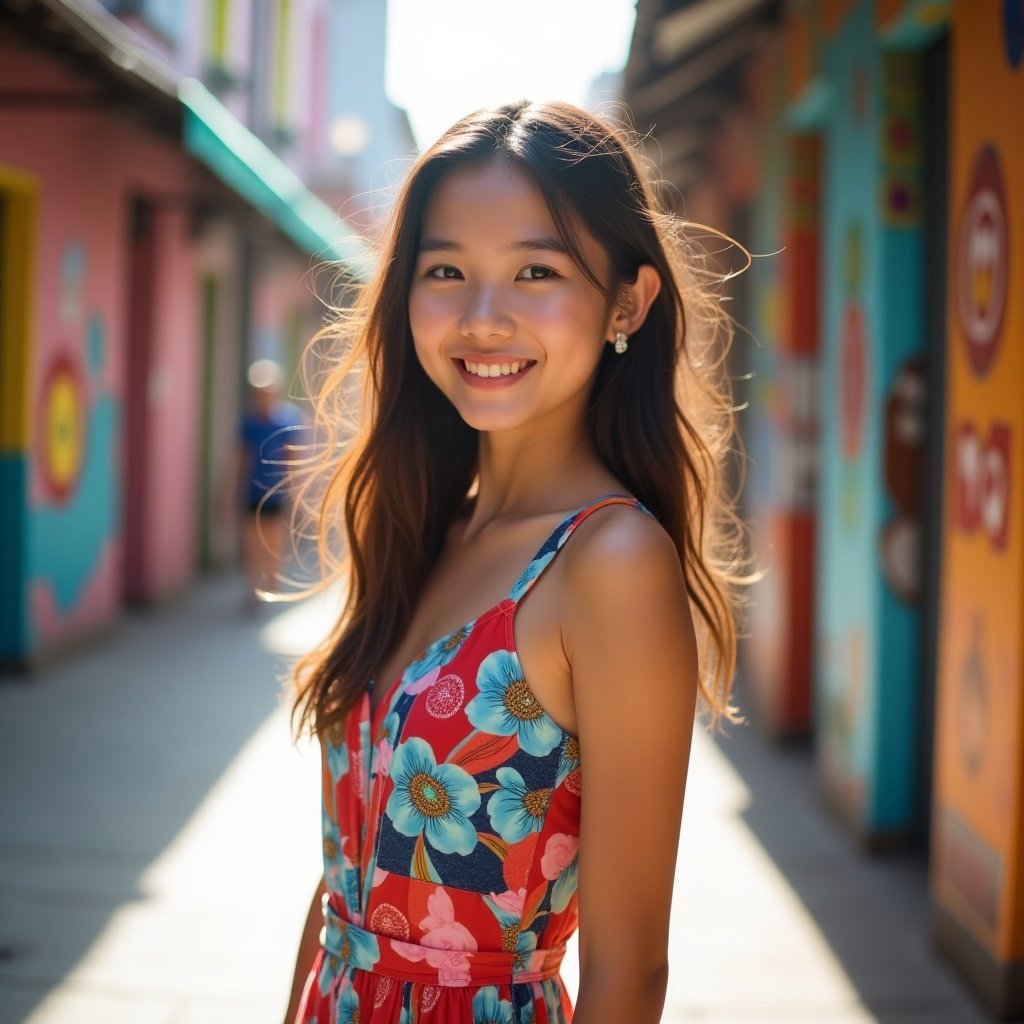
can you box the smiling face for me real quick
[408,159,616,437]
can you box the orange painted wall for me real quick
[932,0,1024,961]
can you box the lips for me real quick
[452,357,536,388]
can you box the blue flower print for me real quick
[335,981,360,1024]
[487,766,552,843]
[473,985,513,1024]
[550,853,579,913]
[519,1001,537,1024]
[513,928,537,973]
[508,551,554,602]
[385,737,481,855]
[555,733,580,787]
[334,917,380,971]
[323,720,349,782]
[466,651,562,757]
[405,621,474,680]
[543,978,565,1023]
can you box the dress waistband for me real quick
[320,897,566,988]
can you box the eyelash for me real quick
[423,264,558,281]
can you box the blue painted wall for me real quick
[0,455,27,660]
[815,0,926,837]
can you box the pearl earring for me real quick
[613,331,628,354]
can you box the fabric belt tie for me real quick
[320,897,566,988]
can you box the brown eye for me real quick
[426,265,462,280]
[517,265,556,281]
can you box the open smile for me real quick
[453,357,537,388]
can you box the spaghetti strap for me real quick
[506,492,656,604]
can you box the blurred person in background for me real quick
[282,100,749,1024]
[228,358,305,614]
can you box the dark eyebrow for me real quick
[504,237,570,255]
[417,236,570,255]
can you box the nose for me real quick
[458,283,514,339]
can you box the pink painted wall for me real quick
[0,39,211,652]
[140,204,202,598]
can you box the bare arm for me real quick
[563,509,699,1024]
[282,874,327,1024]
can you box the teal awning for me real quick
[179,78,369,274]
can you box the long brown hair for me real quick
[289,99,749,740]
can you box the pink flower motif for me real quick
[350,747,365,799]
[392,887,477,985]
[376,737,393,776]
[405,664,441,694]
[372,866,389,888]
[487,887,526,916]
[541,833,579,880]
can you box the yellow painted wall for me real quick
[0,165,36,453]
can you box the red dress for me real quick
[295,494,655,1024]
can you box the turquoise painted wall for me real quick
[815,0,926,837]
[0,455,27,659]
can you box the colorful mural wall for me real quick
[0,42,234,662]
[742,19,822,740]
[931,1,1024,1015]
[0,168,36,661]
[814,0,928,844]
[29,236,122,646]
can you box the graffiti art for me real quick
[954,420,1011,551]
[956,146,1009,377]
[38,351,87,503]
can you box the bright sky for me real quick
[385,0,638,149]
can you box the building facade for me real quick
[625,0,1022,1017]
[0,1,411,666]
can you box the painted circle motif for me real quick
[421,985,441,1013]
[39,352,86,501]
[370,902,410,940]
[425,673,465,719]
[840,304,867,461]
[565,767,582,796]
[957,146,1009,376]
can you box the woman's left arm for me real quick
[563,509,699,1024]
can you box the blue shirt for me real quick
[240,401,305,506]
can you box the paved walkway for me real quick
[0,577,995,1023]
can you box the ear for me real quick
[606,265,662,340]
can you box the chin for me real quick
[449,401,532,434]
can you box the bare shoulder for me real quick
[561,502,688,608]
[556,501,696,682]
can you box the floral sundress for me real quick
[295,493,656,1024]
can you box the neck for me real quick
[464,408,615,536]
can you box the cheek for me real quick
[408,288,451,343]
[522,286,605,332]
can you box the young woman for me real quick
[283,100,746,1024]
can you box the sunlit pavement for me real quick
[0,577,992,1024]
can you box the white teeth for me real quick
[461,359,529,378]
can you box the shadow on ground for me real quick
[712,676,1000,1024]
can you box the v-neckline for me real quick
[363,492,640,727]
[366,600,510,725]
